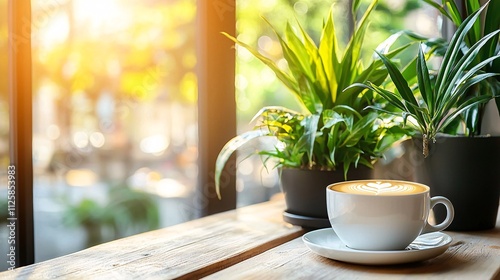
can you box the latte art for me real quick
[331,180,426,196]
[350,182,418,195]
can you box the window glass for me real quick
[1,0,198,269]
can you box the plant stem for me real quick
[423,134,429,158]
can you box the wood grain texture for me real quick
[2,198,498,280]
[205,215,500,280]
[0,200,304,279]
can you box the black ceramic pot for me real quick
[411,136,500,231]
[279,166,373,229]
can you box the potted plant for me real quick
[422,0,500,135]
[353,2,500,231]
[214,0,411,228]
[63,184,159,247]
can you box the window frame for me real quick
[196,0,237,216]
[8,0,35,267]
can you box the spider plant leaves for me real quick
[417,46,434,115]
[362,82,427,131]
[348,82,406,113]
[433,5,490,112]
[439,93,495,133]
[375,51,423,120]
[424,0,500,136]
[484,0,500,36]
[425,0,499,76]
[482,0,500,75]
[355,1,500,157]
[434,5,487,97]
[465,1,482,45]
[441,29,500,98]
[446,0,464,27]
[435,46,500,123]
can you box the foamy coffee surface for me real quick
[331,181,426,196]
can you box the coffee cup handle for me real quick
[422,196,455,234]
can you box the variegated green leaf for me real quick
[215,129,270,198]
[416,45,434,115]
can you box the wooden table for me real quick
[1,199,499,279]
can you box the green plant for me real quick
[63,184,159,247]
[423,0,500,135]
[214,0,412,198]
[352,3,500,157]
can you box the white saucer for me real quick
[302,228,452,265]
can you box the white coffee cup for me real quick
[326,179,454,251]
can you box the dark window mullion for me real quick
[8,0,35,267]
[196,0,237,216]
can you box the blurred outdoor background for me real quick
[0,0,439,270]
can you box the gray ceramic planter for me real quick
[411,136,500,231]
[279,166,373,229]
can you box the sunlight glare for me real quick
[46,124,61,140]
[66,169,99,187]
[89,132,106,148]
[73,0,131,36]
[140,135,169,155]
[73,131,89,148]
[37,12,69,49]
